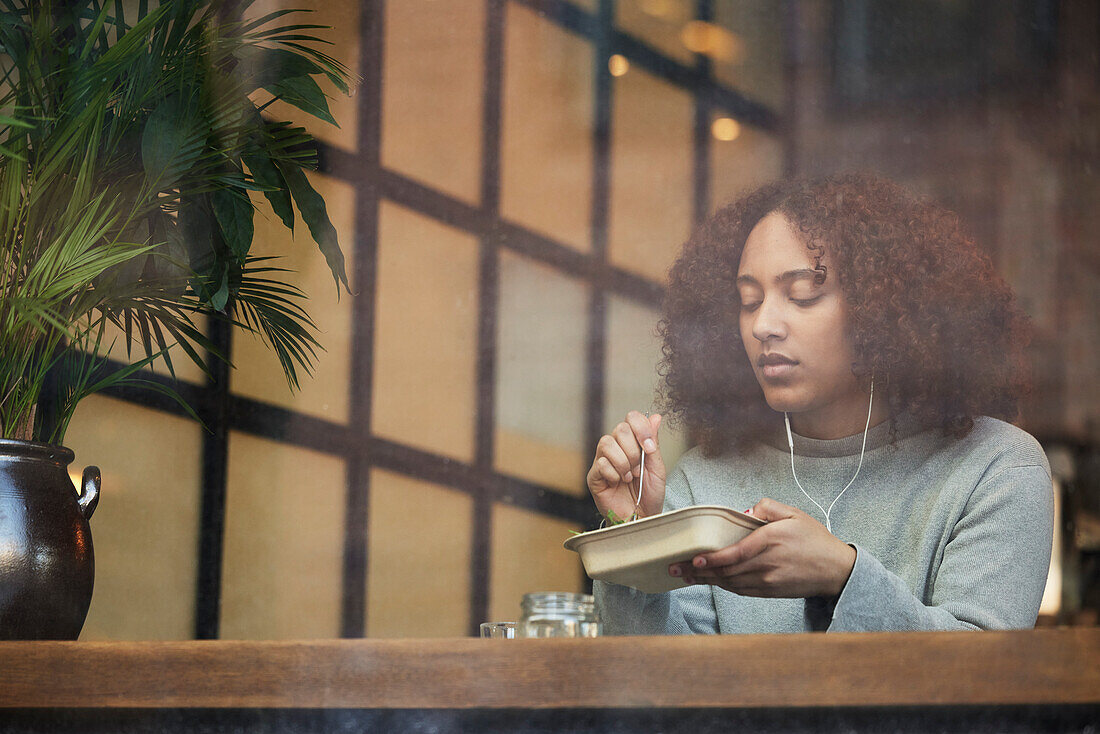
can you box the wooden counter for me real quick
[2,629,1098,732]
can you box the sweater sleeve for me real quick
[594,461,720,635]
[827,463,1054,632]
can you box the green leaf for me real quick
[210,270,230,311]
[177,196,217,277]
[281,164,350,293]
[277,41,353,95]
[237,47,323,91]
[211,187,254,264]
[78,1,112,62]
[239,10,305,37]
[141,96,206,189]
[263,74,337,126]
[243,150,294,229]
[149,215,191,285]
[0,113,32,130]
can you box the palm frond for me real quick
[0,0,351,443]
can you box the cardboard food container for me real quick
[563,505,766,593]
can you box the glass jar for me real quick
[518,592,601,638]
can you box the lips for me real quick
[757,353,797,367]
[757,353,798,380]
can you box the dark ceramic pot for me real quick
[0,439,99,639]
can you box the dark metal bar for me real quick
[578,0,616,594]
[468,0,506,636]
[98,370,208,421]
[338,0,386,639]
[321,146,670,307]
[379,166,664,302]
[367,435,592,526]
[194,314,232,639]
[512,0,597,39]
[512,0,780,129]
[199,386,595,527]
[227,395,353,457]
[693,0,714,224]
[782,0,800,177]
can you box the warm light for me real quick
[1039,476,1064,616]
[711,117,742,142]
[640,0,691,22]
[608,54,630,77]
[680,21,744,63]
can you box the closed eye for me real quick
[791,295,823,307]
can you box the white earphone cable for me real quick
[783,376,875,534]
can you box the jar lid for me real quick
[521,592,595,610]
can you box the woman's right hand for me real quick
[586,411,666,522]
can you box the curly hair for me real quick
[658,172,1032,455]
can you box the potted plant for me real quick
[0,0,351,638]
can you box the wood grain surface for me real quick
[1,629,1098,709]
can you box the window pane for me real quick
[221,434,346,639]
[712,1,786,110]
[64,396,202,640]
[382,0,485,203]
[501,3,594,252]
[709,119,783,212]
[494,251,588,496]
[372,201,480,462]
[615,0,696,65]
[489,503,583,623]
[609,68,694,282]
[366,469,473,637]
[604,296,687,472]
[231,174,355,424]
[243,0,360,152]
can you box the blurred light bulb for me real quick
[641,0,690,22]
[711,117,742,142]
[680,21,744,63]
[608,54,630,77]
[641,0,671,18]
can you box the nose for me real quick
[750,296,787,342]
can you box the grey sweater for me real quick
[594,414,1054,633]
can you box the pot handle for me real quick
[79,466,100,520]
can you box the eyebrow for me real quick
[735,268,820,287]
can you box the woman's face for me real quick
[736,212,869,439]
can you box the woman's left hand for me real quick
[668,498,857,599]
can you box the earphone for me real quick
[783,375,875,534]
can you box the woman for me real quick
[588,173,1053,633]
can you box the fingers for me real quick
[749,497,799,523]
[702,529,770,568]
[612,420,643,473]
[586,410,667,517]
[591,456,623,489]
[624,410,656,455]
[625,411,666,483]
[602,412,654,479]
[684,559,769,587]
[667,527,772,578]
[671,554,772,597]
[593,435,633,485]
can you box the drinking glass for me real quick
[479,622,517,638]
